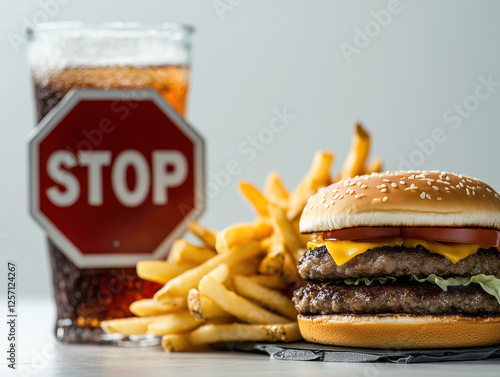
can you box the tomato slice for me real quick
[322,227,401,241]
[322,227,500,247]
[401,227,500,247]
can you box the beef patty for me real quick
[293,282,500,315]
[297,246,500,281]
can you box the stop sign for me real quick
[29,89,205,268]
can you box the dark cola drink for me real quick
[28,23,198,344]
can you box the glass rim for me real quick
[27,21,194,39]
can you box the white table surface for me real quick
[8,298,500,377]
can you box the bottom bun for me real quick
[298,314,500,349]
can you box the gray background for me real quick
[0,0,499,299]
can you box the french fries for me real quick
[233,275,297,320]
[264,171,289,208]
[268,203,302,262]
[147,312,205,336]
[167,240,216,265]
[198,275,290,325]
[102,123,382,352]
[187,221,217,249]
[136,261,194,284]
[101,316,164,336]
[215,223,256,253]
[154,241,261,299]
[287,151,334,220]
[239,181,269,216]
[338,123,371,180]
[187,289,229,320]
[130,299,184,317]
[190,323,301,345]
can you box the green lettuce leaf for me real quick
[410,274,500,304]
[343,276,397,286]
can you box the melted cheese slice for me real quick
[307,239,495,266]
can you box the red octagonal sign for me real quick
[29,89,204,268]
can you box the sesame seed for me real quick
[321,193,326,198]
[383,196,388,202]
[444,187,449,191]
[357,182,362,187]
[381,188,388,192]
[420,192,426,199]
[437,179,444,183]
[381,184,387,188]
[466,188,470,196]
[399,181,405,185]
[383,179,390,182]
[310,204,313,209]
[363,176,370,180]
[372,198,381,203]
[321,198,326,204]
[483,194,486,198]
[426,193,431,199]
[333,194,339,200]
[338,195,344,199]
[443,181,450,185]
[391,183,397,188]
[409,183,418,190]
[360,184,367,189]
[456,185,461,189]
[427,181,432,186]
[446,176,450,180]
[330,200,334,205]
[486,188,492,193]
[458,174,463,178]
[472,191,476,196]
[324,204,329,208]
[437,197,442,201]
[432,186,439,191]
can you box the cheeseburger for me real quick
[293,171,500,349]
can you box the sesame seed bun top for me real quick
[299,171,500,233]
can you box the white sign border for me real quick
[28,89,205,268]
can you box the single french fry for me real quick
[264,171,289,208]
[101,316,163,336]
[154,240,261,300]
[252,217,274,240]
[258,237,284,275]
[365,156,383,174]
[187,222,217,249]
[268,202,303,261]
[207,264,230,283]
[147,311,205,336]
[338,123,371,181]
[162,333,210,352]
[190,322,301,345]
[198,275,290,325]
[287,151,334,220]
[233,275,297,320]
[129,299,184,317]
[188,288,229,320]
[247,274,287,290]
[167,240,217,265]
[215,223,256,253]
[239,181,269,216]
[259,236,273,251]
[136,261,195,284]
